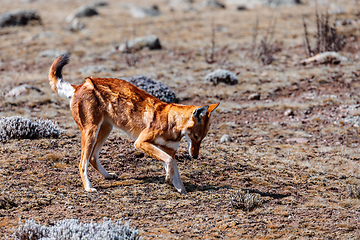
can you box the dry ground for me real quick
[1,0,360,239]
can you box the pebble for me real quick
[220,134,232,143]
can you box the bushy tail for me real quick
[48,54,75,98]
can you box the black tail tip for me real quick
[58,53,70,65]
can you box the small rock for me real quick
[129,5,161,18]
[286,138,308,144]
[119,35,162,53]
[329,4,345,15]
[300,51,348,65]
[220,134,232,143]
[5,84,41,98]
[0,9,41,28]
[205,69,238,85]
[203,0,226,8]
[284,109,294,116]
[38,49,69,58]
[66,5,99,22]
[67,19,85,32]
[248,93,261,100]
[237,5,248,11]
[79,65,111,75]
[133,151,145,158]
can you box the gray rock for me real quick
[67,19,85,32]
[248,93,261,100]
[284,108,294,116]
[129,5,161,18]
[205,69,238,85]
[220,134,232,143]
[119,35,161,53]
[226,0,302,9]
[38,49,69,58]
[79,65,111,75]
[127,76,177,103]
[5,84,41,98]
[203,0,226,8]
[66,5,99,22]
[0,9,41,28]
[286,138,308,144]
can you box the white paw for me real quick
[105,173,117,179]
[85,187,97,192]
[178,187,187,195]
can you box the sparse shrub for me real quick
[302,7,346,57]
[252,14,278,65]
[205,69,238,85]
[348,185,360,199]
[11,218,141,240]
[127,76,177,103]
[0,116,64,141]
[230,190,262,211]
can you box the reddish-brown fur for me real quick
[49,54,219,194]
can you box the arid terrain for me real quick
[1,0,360,239]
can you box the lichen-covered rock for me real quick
[203,0,226,8]
[38,49,69,58]
[119,35,162,53]
[129,5,161,18]
[205,69,238,85]
[11,218,141,240]
[127,76,177,103]
[5,84,41,98]
[66,5,99,22]
[0,116,64,141]
[0,9,41,28]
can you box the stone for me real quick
[38,49,69,58]
[78,65,111,75]
[66,5,99,22]
[118,35,162,53]
[5,84,41,98]
[0,10,41,28]
[284,109,294,116]
[220,134,233,143]
[248,93,261,100]
[129,5,161,18]
[67,19,85,32]
[286,138,308,144]
[300,51,348,65]
[203,0,226,8]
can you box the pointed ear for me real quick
[207,103,220,116]
[192,106,209,122]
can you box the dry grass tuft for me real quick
[348,185,360,199]
[302,5,346,57]
[229,190,262,211]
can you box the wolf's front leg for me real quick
[135,135,186,194]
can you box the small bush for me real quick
[230,190,262,211]
[127,76,177,103]
[348,185,360,199]
[302,9,346,57]
[205,69,238,85]
[11,218,141,240]
[0,116,64,141]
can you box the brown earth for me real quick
[1,0,360,239]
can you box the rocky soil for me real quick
[1,0,360,239]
